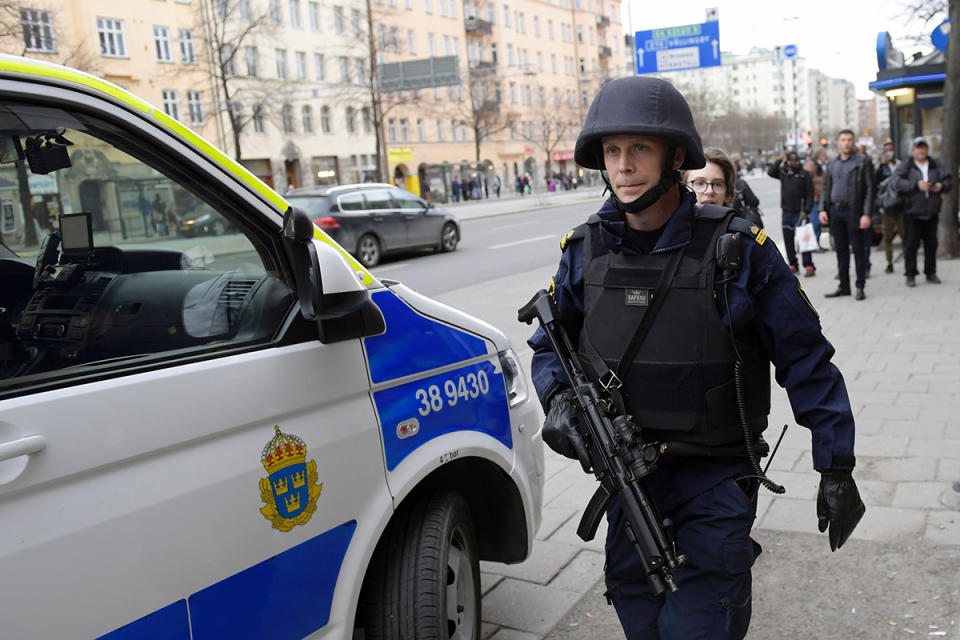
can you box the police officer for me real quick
[528,76,865,639]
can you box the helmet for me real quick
[574,76,706,171]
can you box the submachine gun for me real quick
[518,289,686,595]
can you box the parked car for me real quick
[286,183,460,267]
[176,211,236,236]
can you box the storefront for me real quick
[870,30,946,159]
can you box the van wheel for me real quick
[358,491,481,640]
[357,234,381,268]
[439,223,459,253]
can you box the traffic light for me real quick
[806,137,813,146]
[819,137,828,147]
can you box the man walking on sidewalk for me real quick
[769,150,815,276]
[894,137,953,287]
[819,130,874,300]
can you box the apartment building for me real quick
[373,0,623,200]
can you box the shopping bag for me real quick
[796,221,819,253]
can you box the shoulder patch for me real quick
[560,230,574,251]
[752,227,768,246]
[560,223,587,251]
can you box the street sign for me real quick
[783,44,798,58]
[932,18,950,53]
[634,21,721,75]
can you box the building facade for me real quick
[373,0,625,200]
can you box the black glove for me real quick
[817,469,866,551]
[543,389,591,471]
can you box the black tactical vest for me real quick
[576,209,770,446]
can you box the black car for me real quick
[285,183,460,268]
[177,211,236,237]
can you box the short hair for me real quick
[683,147,737,207]
[838,129,855,138]
[786,150,800,161]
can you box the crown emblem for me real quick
[258,426,323,532]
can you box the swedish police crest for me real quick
[258,426,322,531]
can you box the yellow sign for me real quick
[388,147,414,163]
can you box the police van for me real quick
[0,56,543,639]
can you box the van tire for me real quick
[357,234,381,268]
[358,491,481,640]
[439,223,459,253]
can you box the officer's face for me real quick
[601,135,681,203]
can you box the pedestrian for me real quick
[894,136,953,286]
[819,129,874,300]
[483,175,488,198]
[493,174,501,198]
[515,175,523,196]
[875,140,902,274]
[803,149,827,250]
[452,176,462,202]
[139,194,153,237]
[528,76,865,640]
[856,144,876,278]
[768,150,816,276]
[523,173,531,195]
[152,193,168,236]
[731,175,762,226]
[682,146,737,208]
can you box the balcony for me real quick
[465,16,493,35]
[469,59,497,74]
[596,15,610,28]
[598,45,612,57]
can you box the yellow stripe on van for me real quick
[0,57,151,113]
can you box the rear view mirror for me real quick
[23,132,73,175]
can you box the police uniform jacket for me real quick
[528,191,857,502]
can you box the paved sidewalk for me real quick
[438,177,960,639]
[441,186,605,222]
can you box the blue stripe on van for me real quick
[373,359,512,470]
[188,520,356,639]
[364,290,488,384]
[96,599,190,640]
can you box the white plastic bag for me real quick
[796,221,819,253]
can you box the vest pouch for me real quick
[628,363,704,433]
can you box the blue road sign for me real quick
[932,18,950,53]
[783,44,798,58]
[634,21,721,75]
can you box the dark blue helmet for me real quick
[574,76,706,171]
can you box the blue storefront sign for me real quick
[634,21,721,75]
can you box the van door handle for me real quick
[0,435,48,462]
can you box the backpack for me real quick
[877,175,903,213]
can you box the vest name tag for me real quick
[625,288,651,306]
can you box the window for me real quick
[0,103,283,395]
[589,27,594,44]
[408,30,416,54]
[443,35,450,55]
[436,119,443,141]
[21,9,55,53]
[487,1,495,22]
[439,0,446,17]
[302,105,313,132]
[417,119,424,141]
[98,18,126,57]
[350,9,361,37]
[450,119,457,141]
[355,58,366,84]
[239,0,251,19]
[425,0,432,13]
[362,107,372,133]
[533,16,539,37]
[388,119,398,142]
[275,49,287,79]
[314,53,324,80]
[308,1,320,29]
[520,48,527,69]
[270,0,282,23]
[245,46,258,77]
[179,29,197,64]
[162,89,180,120]
[345,106,356,133]
[536,51,542,71]
[576,25,583,43]
[548,19,553,39]
[428,33,435,56]
[503,4,510,26]
[390,27,399,53]
[509,82,516,103]
[517,13,524,33]
[553,87,559,107]
[186,91,204,126]
[339,56,350,83]
[449,0,456,17]
[253,105,265,132]
[523,85,530,105]
[289,0,301,27]
[538,86,545,106]
[333,6,344,33]
[490,43,497,63]
[506,43,513,65]
[293,51,306,80]
[221,44,236,76]
[321,106,331,133]
[378,24,388,49]
[400,119,409,142]
[282,104,295,132]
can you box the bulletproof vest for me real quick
[576,211,770,446]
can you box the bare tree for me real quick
[199,0,286,160]
[515,83,581,183]
[438,64,513,163]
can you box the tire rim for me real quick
[359,236,379,266]
[445,527,476,639]
[442,225,457,251]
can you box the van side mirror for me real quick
[282,206,369,321]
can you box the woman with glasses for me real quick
[684,148,763,228]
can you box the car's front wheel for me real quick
[357,234,381,268]
[358,491,481,640]
[440,223,459,253]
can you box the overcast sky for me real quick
[623,0,943,99]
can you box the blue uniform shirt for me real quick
[528,192,856,475]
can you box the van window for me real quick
[0,102,294,396]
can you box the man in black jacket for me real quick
[769,150,815,275]
[894,137,953,286]
[819,130,875,300]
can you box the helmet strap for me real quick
[604,144,681,214]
